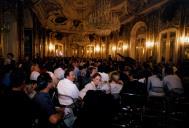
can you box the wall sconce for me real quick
[112,46,116,52]
[86,50,89,54]
[179,36,189,44]
[49,43,54,51]
[123,44,128,50]
[75,50,78,54]
[95,45,100,52]
[146,41,154,48]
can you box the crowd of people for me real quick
[0,53,187,128]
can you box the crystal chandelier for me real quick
[87,0,120,36]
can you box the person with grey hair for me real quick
[109,71,123,94]
[57,67,80,128]
[163,66,184,96]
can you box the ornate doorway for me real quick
[130,21,147,62]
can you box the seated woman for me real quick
[79,73,102,99]
[109,71,123,96]
[147,65,165,97]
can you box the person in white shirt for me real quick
[79,73,102,99]
[57,67,80,106]
[57,67,80,128]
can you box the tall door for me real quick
[159,29,177,63]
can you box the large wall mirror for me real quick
[55,43,63,56]
[135,33,146,62]
[130,21,147,62]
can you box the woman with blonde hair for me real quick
[109,71,123,95]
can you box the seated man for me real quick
[57,67,80,128]
[57,67,80,106]
[33,73,64,128]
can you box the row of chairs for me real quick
[52,90,189,128]
[112,93,189,128]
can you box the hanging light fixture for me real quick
[87,0,120,36]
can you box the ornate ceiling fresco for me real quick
[30,0,171,36]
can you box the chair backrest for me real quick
[120,93,146,107]
[79,90,113,128]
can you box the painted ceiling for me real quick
[30,0,170,35]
